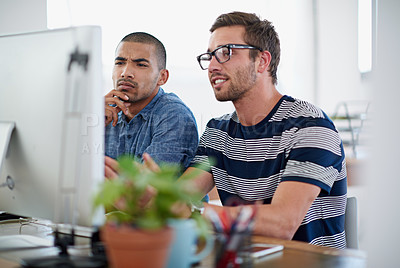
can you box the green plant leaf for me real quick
[92,155,210,234]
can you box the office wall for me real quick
[269,0,315,104]
[366,0,400,267]
[315,0,371,114]
[0,0,47,35]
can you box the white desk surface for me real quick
[0,219,92,267]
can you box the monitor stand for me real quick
[20,227,107,268]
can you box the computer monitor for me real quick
[0,26,105,228]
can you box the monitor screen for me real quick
[0,26,105,228]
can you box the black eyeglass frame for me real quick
[196,44,263,70]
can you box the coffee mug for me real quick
[166,218,214,268]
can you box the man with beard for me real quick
[182,11,347,249]
[104,32,198,176]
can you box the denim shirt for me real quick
[105,88,199,170]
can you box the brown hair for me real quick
[210,11,280,85]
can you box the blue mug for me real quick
[166,218,214,268]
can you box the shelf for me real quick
[331,101,370,159]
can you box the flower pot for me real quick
[101,224,174,268]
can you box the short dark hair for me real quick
[120,32,167,70]
[210,12,280,85]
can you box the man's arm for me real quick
[180,167,215,197]
[142,102,198,169]
[142,154,319,240]
[140,156,215,214]
[144,153,320,240]
[204,181,320,240]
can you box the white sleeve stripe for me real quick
[283,160,339,188]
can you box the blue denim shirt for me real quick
[105,88,199,170]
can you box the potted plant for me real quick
[92,155,208,268]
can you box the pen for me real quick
[226,206,253,251]
[205,208,225,234]
[218,209,231,233]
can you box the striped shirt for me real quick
[191,95,347,249]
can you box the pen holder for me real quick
[215,229,253,268]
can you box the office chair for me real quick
[345,196,359,249]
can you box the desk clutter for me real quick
[0,216,108,268]
[0,214,366,268]
[0,208,261,268]
[206,206,256,268]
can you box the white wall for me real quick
[316,0,371,114]
[271,0,315,103]
[366,0,400,267]
[0,0,47,35]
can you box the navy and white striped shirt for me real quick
[191,95,347,249]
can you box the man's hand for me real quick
[135,153,160,209]
[170,201,192,218]
[105,156,119,179]
[105,89,132,127]
[142,152,161,172]
[142,152,192,218]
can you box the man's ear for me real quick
[157,69,169,86]
[257,50,272,73]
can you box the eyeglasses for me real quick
[196,44,262,70]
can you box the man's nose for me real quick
[208,55,222,72]
[121,64,134,79]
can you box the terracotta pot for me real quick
[101,224,174,268]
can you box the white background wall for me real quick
[366,1,400,267]
[0,0,47,35]
[316,0,371,113]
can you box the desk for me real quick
[250,236,366,268]
[0,221,367,268]
[196,235,366,268]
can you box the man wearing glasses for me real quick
[141,12,347,248]
[188,11,347,249]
